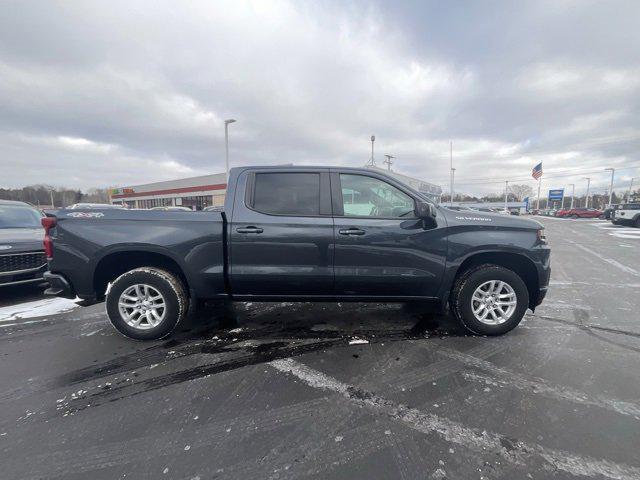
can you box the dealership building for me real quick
[110,173,227,209]
[111,167,442,209]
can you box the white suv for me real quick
[612,203,640,228]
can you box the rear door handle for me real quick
[236,226,264,234]
[339,228,365,236]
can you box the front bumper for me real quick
[0,264,47,288]
[535,285,548,306]
[43,271,76,298]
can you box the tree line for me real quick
[0,185,111,207]
[442,183,639,209]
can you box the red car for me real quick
[557,208,603,219]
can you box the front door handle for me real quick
[236,226,264,234]
[339,228,365,236]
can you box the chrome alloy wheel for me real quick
[470,280,517,325]
[118,284,166,330]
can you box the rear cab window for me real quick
[251,172,321,216]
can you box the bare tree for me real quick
[509,184,534,201]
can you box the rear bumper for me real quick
[43,271,76,299]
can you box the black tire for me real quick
[106,267,188,340]
[635,217,640,228]
[450,264,529,336]
[571,214,579,219]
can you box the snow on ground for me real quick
[0,297,79,322]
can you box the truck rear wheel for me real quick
[450,264,529,336]
[106,267,188,340]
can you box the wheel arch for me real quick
[451,251,539,310]
[93,248,189,300]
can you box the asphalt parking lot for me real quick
[1,218,639,480]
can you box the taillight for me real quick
[41,216,57,259]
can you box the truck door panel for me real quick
[229,170,334,296]
[331,171,447,297]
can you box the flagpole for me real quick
[536,176,541,210]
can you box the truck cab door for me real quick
[229,169,334,296]
[331,170,447,298]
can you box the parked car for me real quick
[68,203,124,209]
[611,203,640,227]
[43,166,551,340]
[0,200,47,288]
[149,206,193,211]
[557,208,603,219]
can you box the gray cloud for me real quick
[1,0,639,196]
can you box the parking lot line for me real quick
[270,358,640,480]
[569,241,640,277]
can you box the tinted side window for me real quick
[340,174,415,218]
[253,173,320,216]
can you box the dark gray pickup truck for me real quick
[43,166,550,340]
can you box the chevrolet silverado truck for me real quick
[42,166,550,340]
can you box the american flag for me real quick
[532,162,543,180]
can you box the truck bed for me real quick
[46,209,226,301]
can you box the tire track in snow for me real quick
[436,347,640,419]
[271,358,640,480]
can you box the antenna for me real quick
[383,154,395,171]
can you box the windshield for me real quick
[0,205,43,228]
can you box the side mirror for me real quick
[415,201,436,219]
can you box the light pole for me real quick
[627,178,635,203]
[449,141,454,206]
[224,119,236,181]
[50,189,54,208]
[383,154,394,171]
[366,135,376,166]
[604,168,615,206]
[504,180,509,211]
[450,168,456,205]
[583,177,591,208]
[568,183,575,209]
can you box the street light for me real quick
[568,183,575,209]
[604,168,615,207]
[369,135,376,166]
[449,141,454,206]
[504,180,509,211]
[383,154,394,171]
[224,119,236,181]
[583,177,591,208]
[450,168,456,205]
[628,178,635,203]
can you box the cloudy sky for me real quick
[1,0,639,197]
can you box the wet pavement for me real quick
[1,218,639,479]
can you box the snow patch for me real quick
[348,338,369,345]
[0,297,79,322]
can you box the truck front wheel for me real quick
[106,267,188,340]
[450,264,529,336]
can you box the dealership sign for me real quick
[548,189,564,201]
[110,187,135,195]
